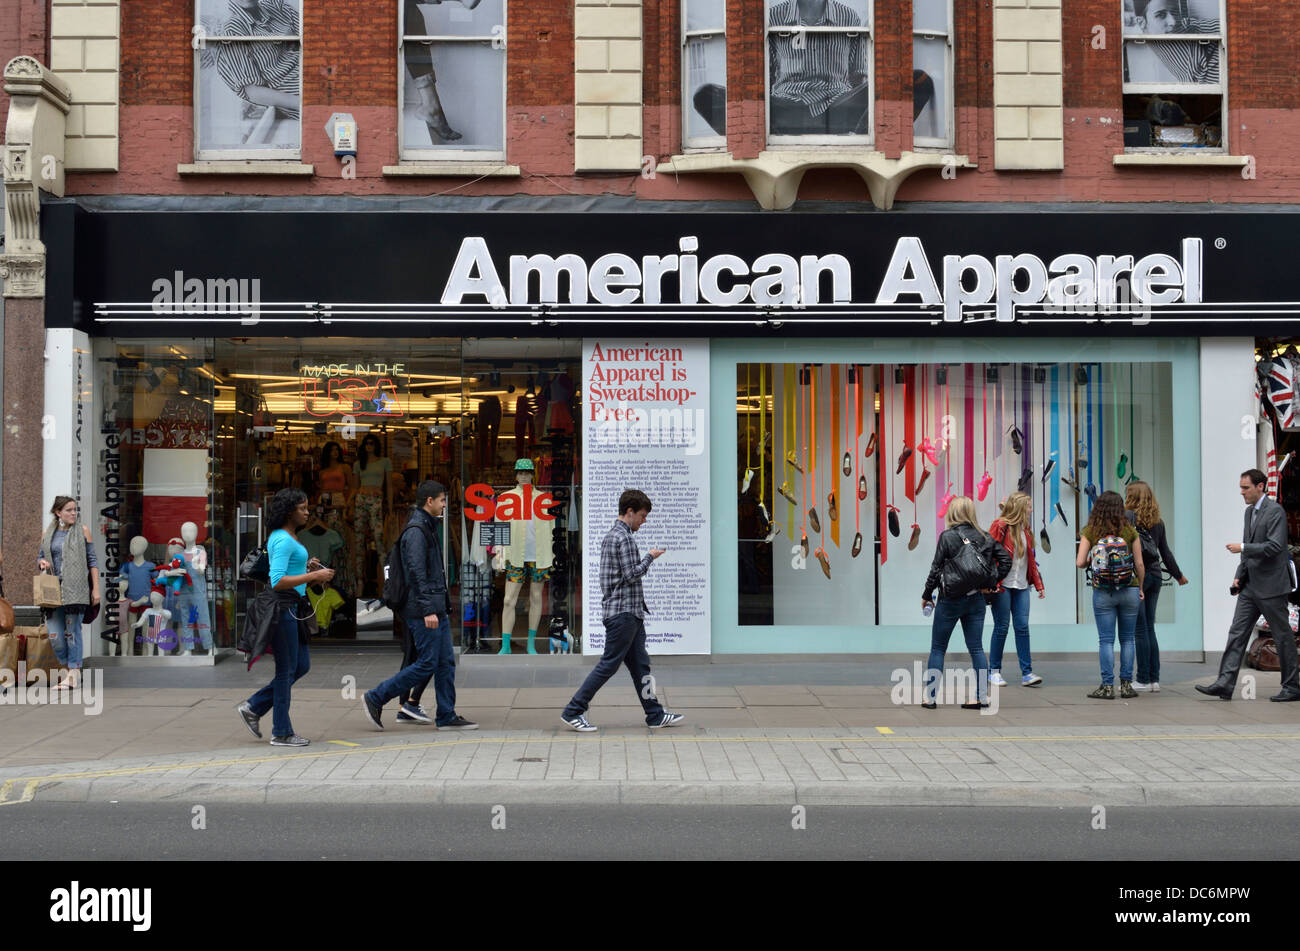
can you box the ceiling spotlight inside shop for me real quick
[1034,367,1047,384]
[986,366,999,383]
[935,367,948,386]
[292,358,301,371]
[143,366,162,391]
[1075,365,1090,385]
[893,367,905,385]
[489,371,501,387]
[507,384,516,394]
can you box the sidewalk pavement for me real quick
[3,657,1300,807]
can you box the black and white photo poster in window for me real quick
[401,0,504,155]
[684,0,727,141]
[196,0,301,156]
[766,0,871,138]
[1122,0,1221,86]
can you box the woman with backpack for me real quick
[921,497,1012,709]
[1125,481,1188,693]
[1076,490,1145,699]
[987,492,1046,688]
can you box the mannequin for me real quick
[133,588,172,656]
[118,535,156,656]
[352,434,391,597]
[497,458,554,655]
[177,521,213,654]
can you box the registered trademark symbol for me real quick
[1214,237,1227,249]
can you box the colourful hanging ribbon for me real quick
[1050,364,1060,522]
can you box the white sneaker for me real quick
[1151,682,1160,692]
[1132,680,1152,691]
[988,671,1008,687]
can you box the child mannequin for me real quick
[133,588,172,656]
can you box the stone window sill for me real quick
[179,162,314,176]
[658,149,975,210]
[1113,153,1249,168]
[382,163,521,177]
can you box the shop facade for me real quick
[41,200,1295,661]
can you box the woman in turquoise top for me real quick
[237,488,333,747]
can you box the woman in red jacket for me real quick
[987,492,1046,687]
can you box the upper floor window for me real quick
[683,0,726,149]
[1121,0,1224,151]
[195,0,302,160]
[912,0,951,149]
[400,0,506,161]
[765,0,872,144]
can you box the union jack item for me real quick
[1264,359,1297,431]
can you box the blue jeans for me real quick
[563,613,666,725]
[1133,575,1162,683]
[371,614,455,725]
[45,606,85,670]
[247,606,311,737]
[989,587,1033,676]
[925,593,989,703]
[1093,586,1139,685]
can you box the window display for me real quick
[92,337,583,659]
[738,361,1177,630]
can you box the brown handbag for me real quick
[0,596,13,635]
[18,624,61,682]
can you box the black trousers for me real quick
[1219,591,1300,690]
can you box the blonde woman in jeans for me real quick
[36,495,100,690]
[987,492,1046,688]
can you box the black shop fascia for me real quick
[43,203,1300,338]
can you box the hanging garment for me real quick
[477,396,502,467]
[1264,359,1299,431]
[514,395,537,457]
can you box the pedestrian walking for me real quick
[987,492,1046,688]
[1124,480,1188,693]
[921,496,1012,709]
[361,481,477,730]
[1076,490,1145,700]
[561,489,684,731]
[1197,469,1300,702]
[237,488,334,746]
[37,496,100,690]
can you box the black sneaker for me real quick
[269,734,309,747]
[439,714,478,730]
[236,701,262,739]
[395,702,432,724]
[362,691,384,730]
[649,712,685,729]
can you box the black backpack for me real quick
[381,522,434,612]
[1128,513,1162,574]
[941,531,999,598]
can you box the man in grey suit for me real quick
[1197,468,1300,701]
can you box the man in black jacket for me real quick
[362,481,477,730]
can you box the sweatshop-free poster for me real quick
[582,340,711,655]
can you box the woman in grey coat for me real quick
[37,495,100,689]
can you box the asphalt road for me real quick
[4,803,1298,860]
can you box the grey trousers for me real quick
[1218,591,1299,691]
